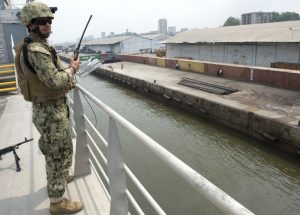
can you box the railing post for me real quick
[73,88,91,177]
[107,117,128,215]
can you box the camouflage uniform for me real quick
[28,38,76,198]
[14,2,77,198]
[17,3,77,198]
[16,3,83,214]
[33,103,72,198]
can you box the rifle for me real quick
[74,15,93,60]
[0,137,33,172]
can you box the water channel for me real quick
[77,74,300,215]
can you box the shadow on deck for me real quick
[0,94,110,215]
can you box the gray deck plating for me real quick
[0,94,110,215]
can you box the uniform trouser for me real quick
[33,103,73,198]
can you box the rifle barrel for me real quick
[15,138,33,147]
[0,138,33,156]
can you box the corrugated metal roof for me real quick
[166,20,300,44]
[84,36,133,45]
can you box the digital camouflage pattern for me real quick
[18,0,80,205]
[27,38,76,198]
[21,1,54,25]
[27,40,76,90]
[33,103,73,198]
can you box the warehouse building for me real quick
[142,33,170,52]
[165,20,300,67]
[84,35,152,54]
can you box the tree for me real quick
[271,12,300,22]
[223,17,241,26]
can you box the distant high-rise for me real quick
[101,32,106,38]
[110,32,114,37]
[158,18,167,34]
[241,12,272,25]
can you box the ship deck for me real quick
[0,93,110,215]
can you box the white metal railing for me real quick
[68,84,255,215]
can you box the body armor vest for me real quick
[15,37,68,102]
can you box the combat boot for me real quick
[49,197,83,214]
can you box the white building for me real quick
[241,12,272,25]
[84,35,152,54]
[158,18,167,34]
[166,20,300,67]
[142,33,171,52]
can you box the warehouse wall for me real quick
[276,43,300,63]
[86,44,111,53]
[122,36,151,54]
[255,44,276,67]
[166,42,300,67]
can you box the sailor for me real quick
[14,1,83,214]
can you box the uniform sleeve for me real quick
[28,45,76,90]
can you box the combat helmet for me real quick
[21,1,54,26]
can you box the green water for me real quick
[78,74,300,215]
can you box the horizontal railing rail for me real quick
[68,84,255,215]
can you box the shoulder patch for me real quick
[28,42,50,55]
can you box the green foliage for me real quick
[271,12,300,22]
[223,17,241,26]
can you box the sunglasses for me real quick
[32,18,52,26]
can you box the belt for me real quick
[37,97,66,107]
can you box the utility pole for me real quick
[289,27,294,40]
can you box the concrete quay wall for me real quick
[93,67,300,157]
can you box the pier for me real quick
[86,60,300,157]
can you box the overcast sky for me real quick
[12,0,300,43]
